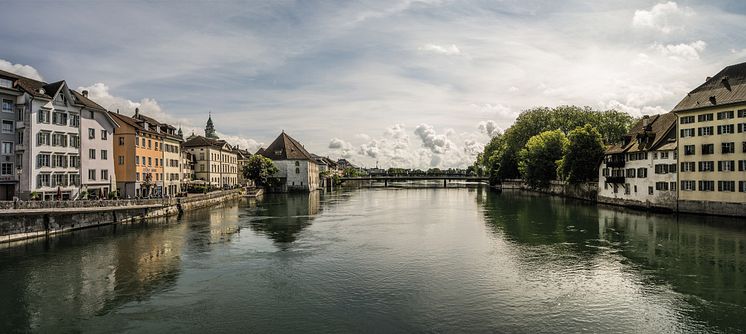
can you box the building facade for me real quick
[110,110,165,198]
[598,114,678,210]
[183,135,238,188]
[259,132,319,192]
[78,90,118,198]
[132,113,182,196]
[0,71,21,199]
[672,62,746,216]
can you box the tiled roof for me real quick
[673,62,746,112]
[70,90,106,111]
[183,135,234,151]
[605,113,677,154]
[259,132,314,161]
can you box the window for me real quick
[118,156,124,165]
[679,128,695,137]
[637,168,647,178]
[88,169,97,181]
[697,126,714,136]
[681,162,695,172]
[717,160,735,172]
[670,182,676,192]
[698,113,713,122]
[142,156,146,165]
[148,139,151,148]
[70,135,80,148]
[88,128,95,139]
[51,155,68,168]
[1,100,13,113]
[52,112,68,125]
[648,186,653,195]
[655,182,669,191]
[136,173,140,181]
[37,154,50,167]
[699,180,715,191]
[0,163,12,175]
[683,145,695,155]
[70,156,80,168]
[119,137,124,145]
[89,149,96,159]
[101,170,109,181]
[740,160,746,172]
[70,114,79,128]
[625,168,635,178]
[654,164,669,174]
[0,78,12,88]
[722,142,735,154]
[148,157,152,166]
[155,158,158,166]
[100,150,107,160]
[142,138,146,146]
[681,180,696,191]
[36,174,50,188]
[101,130,107,140]
[37,109,50,123]
[717,110,734,120]
[717,124,735,134]
[680,116,695,124]
[702,144,714,155]
[718,181,735,192]
[1,142,11,155]
[698,161,714,172]
[52,174,67,187]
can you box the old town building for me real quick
[672,62,746,216]
[110,109,165,198]
[598,113,678,210]
[259,132,319,192]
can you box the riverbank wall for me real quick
[0,189,243,244]
[500,179,598,202]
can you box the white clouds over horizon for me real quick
[1,1,746,168]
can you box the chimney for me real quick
[642,115,649,128]
[135,107,139,117]
[116,108,120,114]
[82,90,88,97]
[706,76,712,82]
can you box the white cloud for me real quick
[80,82,261,152]
[478,120,501,138]
[414,123,453,154]
[653,40,706,60]
[632,2,693,34]
[419,44,461,56]
[0,59,44,81]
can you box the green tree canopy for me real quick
[518,130,568,188]
[243,155,279,187]
[558,124,606,183]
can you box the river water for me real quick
[0,187,744,333]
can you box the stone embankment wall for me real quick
[500,179,598,202]
[0,189,243,243]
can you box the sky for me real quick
[1,0,745,169]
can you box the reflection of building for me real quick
[672,62,746,215]
[598,114,677,210]
[249,192,320,244]
[258,132,319,192]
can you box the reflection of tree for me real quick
[480,190,599,250]
[597,208,746,331]
[248,192,321,246]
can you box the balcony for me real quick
[605,176,625,184]
[605,159,625,168]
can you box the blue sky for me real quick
[2,0,745,168]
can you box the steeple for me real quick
[177,126,183,138]
[205,112,218,139]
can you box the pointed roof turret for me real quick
[205,112,219,139]
[258,132,314,161]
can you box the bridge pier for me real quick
[444,179,447,188]
[384,179,388,187]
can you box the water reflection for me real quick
[479,189,746,333]
[0,219,186,331]
[247,192,321,246]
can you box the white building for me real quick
[15,79,83,200]
[598,114,678,210]
[259,132,319,192]
[78,90,118,198]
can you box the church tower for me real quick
[205,112,219,139]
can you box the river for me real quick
[0,187,744,333]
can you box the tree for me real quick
[518,130,568,188]
[558,124,606,183]
[243,155,279,187]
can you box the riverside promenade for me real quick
[0,189,243,244]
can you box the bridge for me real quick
[339,175,489,187]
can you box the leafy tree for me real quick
[343,167,364,177]
[558,125,606,183]
[518,130,568,188]
[243,155,279,187]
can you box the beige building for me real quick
[183,135,238,188]
[672,62,746,216]
[258,132,319,192]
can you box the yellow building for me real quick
[672,62,746,216]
